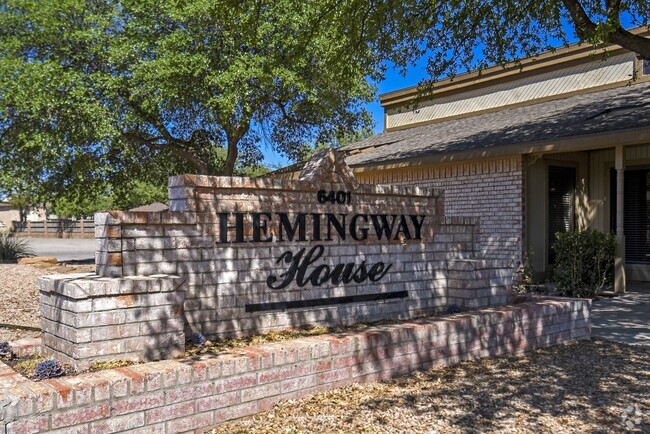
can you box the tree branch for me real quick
[118,89,211,173]
[561,0,650,59]
[122,131,208,174]
[273,100,310,126]
[609,29,650,60]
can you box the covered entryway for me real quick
[526,144,650,292]
[610,166,650,281]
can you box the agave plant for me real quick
[0,342,14,360]
[0,235,34,261]
[33,359,66,380]
[190,332,207,347]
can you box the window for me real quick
[610,168,650,264]
[548,166,576,264]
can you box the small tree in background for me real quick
[0,0,376,207]
[553,230,617,298]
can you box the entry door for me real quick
[610,168,650,264]
[548,166,576,264]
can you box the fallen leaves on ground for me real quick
[212,339,650,434]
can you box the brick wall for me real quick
[2,297,591,434]
[355,157,525,263]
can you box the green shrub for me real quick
[0,235,34,261]
[552,230,616,298]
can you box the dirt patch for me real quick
[212,339,650,433]
[0,263,95,342]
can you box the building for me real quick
[0,199,52,232]
[274,29,650,292]
[341,31,650,292]
[0,200,16,230]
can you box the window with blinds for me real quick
[610,168,650,264]
[548,166,576,264]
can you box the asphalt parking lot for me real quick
[24,237,96,262]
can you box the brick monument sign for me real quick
[39,149,512,369]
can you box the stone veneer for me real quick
[1,297,591,434]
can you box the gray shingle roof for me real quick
[342,81,650,167]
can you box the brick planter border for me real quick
[1,297,590,434]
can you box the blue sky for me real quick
[368,59,432,134]
[262,16,643,169]
[262,58,430,169]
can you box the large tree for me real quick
[0,0,375,202]
[333,0,649,83]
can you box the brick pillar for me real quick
[39,274,187,370]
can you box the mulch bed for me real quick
[211,339,650,433]
[0,263,94,342]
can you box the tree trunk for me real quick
[222,134,239,176]
[222,123,251,176]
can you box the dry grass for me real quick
[212,339,650,433]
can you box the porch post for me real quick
[615,144,626,294]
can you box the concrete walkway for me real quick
[591,282,650,346]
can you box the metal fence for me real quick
[11,219,95,238]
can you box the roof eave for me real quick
[349,126,650,172]
[379,27,649,108]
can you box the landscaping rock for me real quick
[17,256,57,265]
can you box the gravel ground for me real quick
[0,263,94,342]
[213,339,650,433]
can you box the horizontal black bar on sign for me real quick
[245,290,409,313]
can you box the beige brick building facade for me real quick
[329,30,650,291]
[355,157,525,261]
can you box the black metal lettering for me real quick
[296,245,325,287]
[218,212,229,243]
[368,262,392,281]
[311,213,322,241]
[325,214,347,241]
[350,214,369,241]
[252,212,273,242]
[265,245,394,289]
[310,264,332,286]
[328,263,346,284]
[370,214,397,240]
[217,212,245,243]
[410,215,426,240]
[278,213,306,242]
[352,261,369,283]
[266,248,305,290]
[394,215,412,240]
